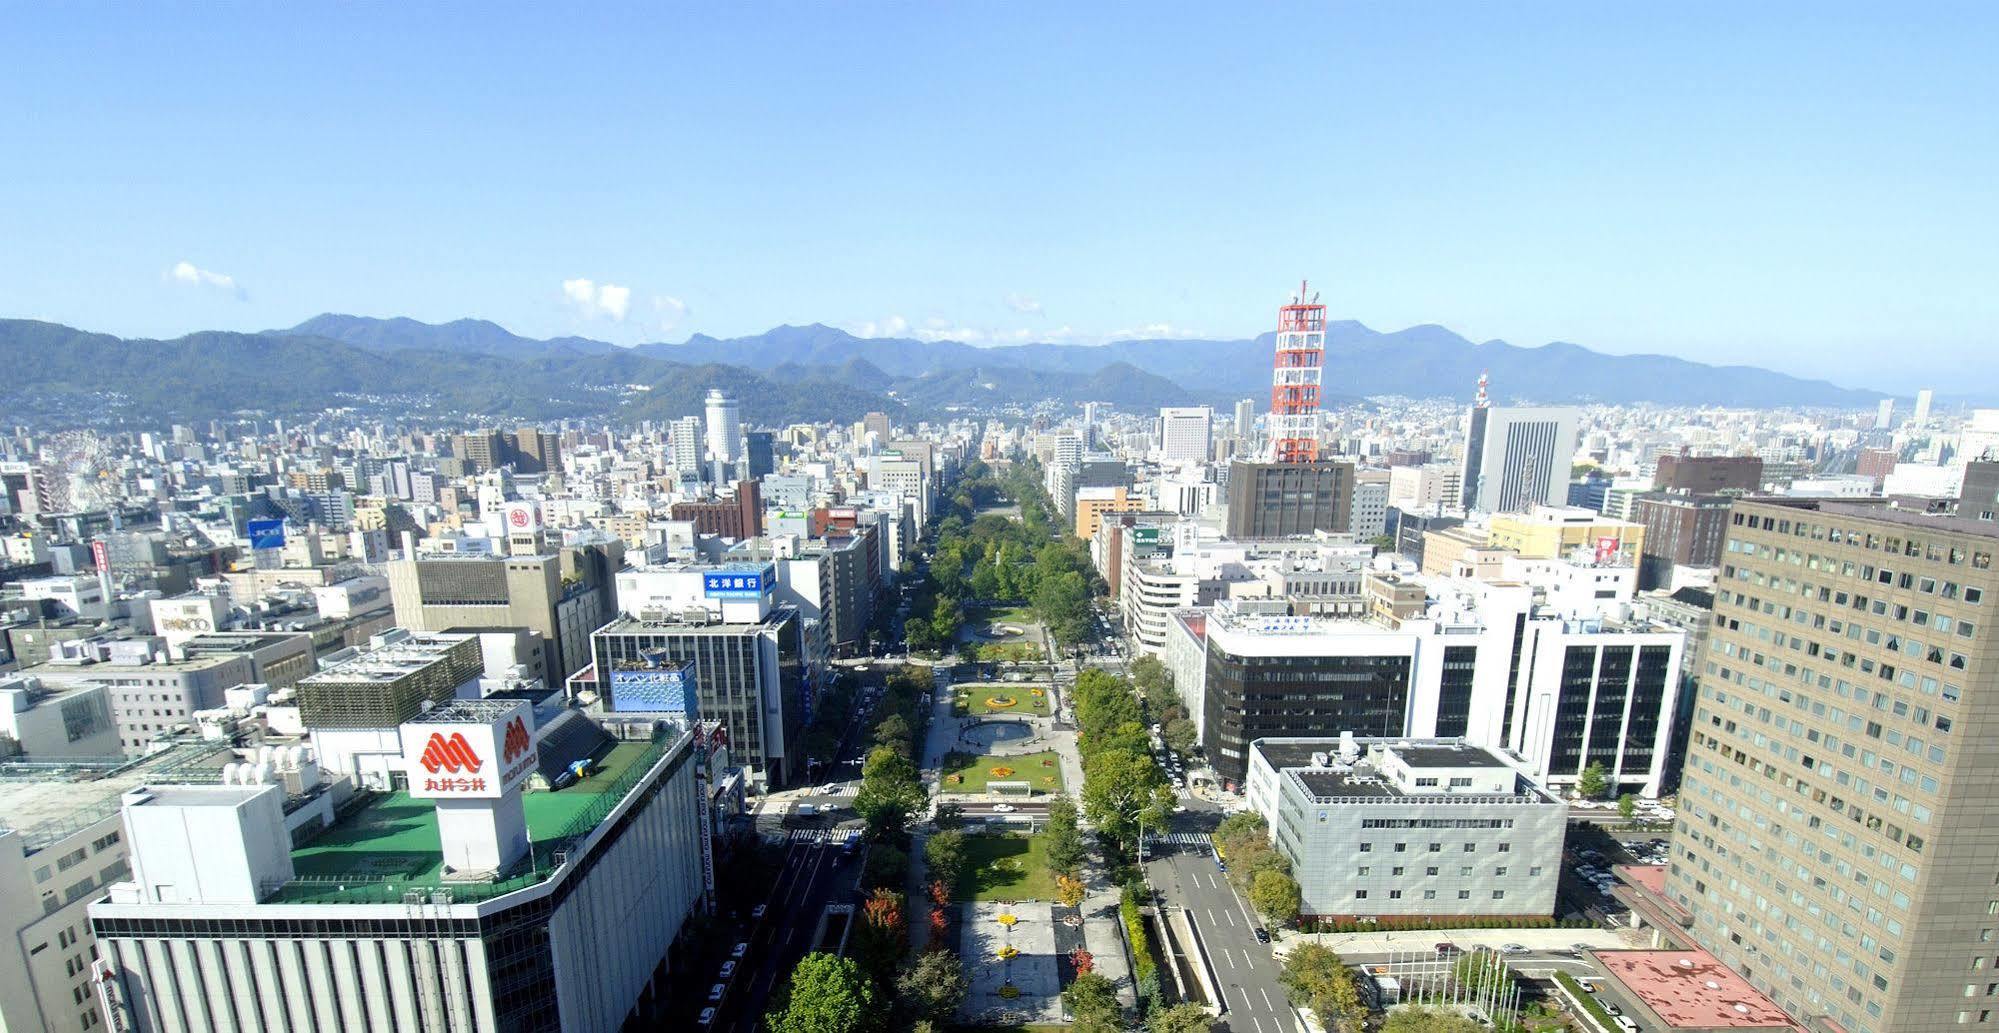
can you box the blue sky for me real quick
[2,3,1992,392]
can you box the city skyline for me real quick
[4,4,1995,393]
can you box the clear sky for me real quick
[2,3,1992,392]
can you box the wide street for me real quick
[1147,833,1295,1033]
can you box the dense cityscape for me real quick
[5,7,1991,1033]
[0,275,1990,1033]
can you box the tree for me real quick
[873,713,912,756]
[1618,792,1638,820]
[1056,873,1087,908]
[1129,653,1178,710]
[1382,1006,1486,1033]
[1063,970,1123,1033]
[1249,869,1302,928]
[856,747,927,841]
[853,889,907,984]
[1042,795,1086,877]
[933,802,965,831]
[862,842,907,891]
[1081,747,1174,853]
[1163,717,1198,759]
[1148,1002,1216,1033]
[1577,761,1610,800]
[896,949,969,1024]
[930,595,965,644]
[767,953,878,1033]
[1280,943,1365,1033]
[924,829,968,892]
[1070,947,1095,973]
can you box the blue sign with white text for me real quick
[247,519,287,550]
[703,567,771,600]
[609,661,698,714]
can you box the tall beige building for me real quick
[1668,497,1999,1032]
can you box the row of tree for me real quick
[1213,812,1304,928]
[1072,668,1176,862]
[1128,653,1198,759]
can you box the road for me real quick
[713,663,880,1030]
[1148,834,1294,1033]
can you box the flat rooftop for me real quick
[1389,741,1509,769]
[0,744,236,853]
[275,739,652,902]
[1593,949,1796,1030]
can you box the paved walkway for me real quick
[1275,926,1641,959]
[959,902,1063,1025]
[1079,877,1137,1011]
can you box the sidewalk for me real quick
[1080,878,1137,1010]
[1274,926,1638,959]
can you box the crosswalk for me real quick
[780,829,858,846]
[1146,832,1215,847]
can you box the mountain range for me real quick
[0,313,1878,429]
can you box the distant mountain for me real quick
[282,313,619,358]
[0,311,1883,430]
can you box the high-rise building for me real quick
[1224,460,1355,538]
[1234,397,1256,438]
[1460,402,1580,513]
[669,415,704,475]
[1349,469,1390,539]
[1653,453,1763,495]
[861,410,892,444]
[1665,498,1999,1031]
[1913,387,1934,427]
[1876,396,1895,429]
[704,388,742,483]
[1159,406,1213,463]
[1632,493,1733,588]
[745,429,775,479]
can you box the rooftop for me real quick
[0,744,237,853]
[1592,949,1796,1030]
[273,738,657,904]
[299,633,472,685]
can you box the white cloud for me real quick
[561,278,632,320]
[847,315,910,338]
[1003,292,1043,315]
[1112,322,1190,339]
[652,295,689,333]
[166,260,243,298]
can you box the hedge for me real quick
[1120,883,1163,1013]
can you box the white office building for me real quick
[1159,406,1213,464]
[1460,406,1580,514]
[1244,736,1567,920]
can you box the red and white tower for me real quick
[1269,280,1326,464]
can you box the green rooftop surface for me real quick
[276,740,655,903]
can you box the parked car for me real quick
[1434,942,1463,956]
[720,960,737,979]
[751,904,768,920]
[707,984,725,1002]
[1254,927,1271,944]
[731,942,749,959]
[1500,943,1527,954]
[698,1006,717,1027]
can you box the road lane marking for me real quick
[1261,987,1274,1009]
[1224,950,1236,969]
[1225,909,1236,927]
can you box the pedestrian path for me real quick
[778,829,858,845]
[1146,832,1215,847]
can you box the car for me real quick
[991,803,1016,813]
[1604,1003,1623,1016]
[1253,927,1271,944]
[720,960,737,979]
[1216,860,1228,873]
[1572,942,1597,952]
[818,783,841,795]
[1500,943,1527,954]
[1434,942,1463,956]
[698,1006,717,1027]
[707,984,725,1002]
[731,941,749,959]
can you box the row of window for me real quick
[1356,888,1506,901]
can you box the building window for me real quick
[1427,867,1440,877]
[1458,890,1472,900]
[1359,843,1372,852]
[1493,890,1506,900]
[1464,843,1477,852]
[1355,890,1368,900]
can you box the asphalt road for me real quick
[1148,837,1295,1033]
[721,836,860,1031]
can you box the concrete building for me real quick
[704,388,743,483]
[293,629,485,785]
[1074,485,1142,541]
[1632,493,1733,589]
[1244,736,1567,921]
[88,716,707,1033]
[26,649,255,756]
[386,541,621,686]
[176,631,316,692]
[1158,406,1213,464]
[0,675,120,760]
[1461,405,1579,514]
[1349,468,1390,540]
[1663,497,1999,1032]
[1486,505,1646,568]
[1652,454,1763,495]
[0,744,236,1033]
[1224,459,1354,538]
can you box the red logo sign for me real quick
[418,732,483,774]
[509,507,530,527]
[502,717,531,763]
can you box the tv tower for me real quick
[1269,280,1325,464]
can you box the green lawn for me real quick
[974,605,1039,626]
[959,834,1058,901]
[954,684,1053,716]
[941,749,1064,794]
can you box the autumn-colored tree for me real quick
[1055,873,1087,908]
[863,888,904,937]
[1071,947,1095,974]
[853,889,907,984]
[928,879,950,907]
[928,905,949,942]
